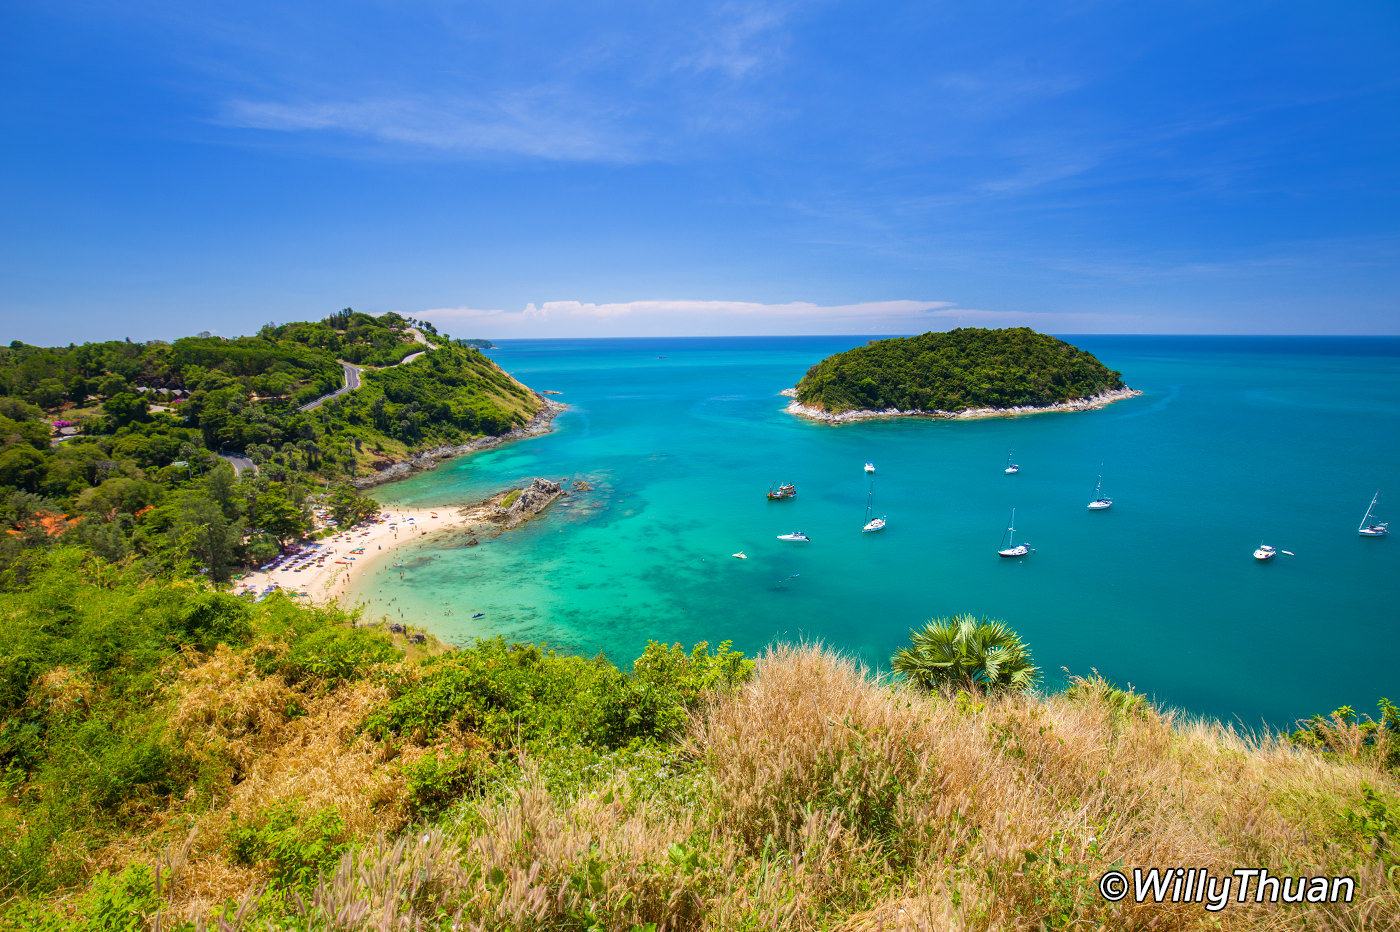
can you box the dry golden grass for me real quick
[59,644,1400,930]
[236,644,1396,931]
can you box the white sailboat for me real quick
[864,461,876,474]
[1088,464,1112,510]
[862,482,886,533]
[1359,491,1389,537]
[997,509,1030,557]
[1004,448,1020,475]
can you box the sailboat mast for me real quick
[1361,491,1379,531]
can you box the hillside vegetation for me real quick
[0,311,539,580]
[2,550,1396,931]
[795,328,1127,414]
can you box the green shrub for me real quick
[404,748,487,817]
[76,864,159,932]
[1062,673,1150,721]
[601,640,754,746]
[363,638,752,754]
[229,802,348,888]
[271,626,398,689]
[1291,699,1400,772]
[173,590,253,651]
[51,717,194,815]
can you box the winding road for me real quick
[298,328,428,412]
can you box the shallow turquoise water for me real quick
[355,336,1400,728]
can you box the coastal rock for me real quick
[572,480,593,491]
[353,397,566,489]
[785,387,1143,423]
[493,478,563,528]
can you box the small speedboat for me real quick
[732,552,747,559]
[472,612,485,618]
[777,532,810,542]
[864,462,875,473]
[1253,544,1276,561]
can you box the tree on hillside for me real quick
[892,615,1039,693]
[327,483,379,529]
[101,392,148,428]
[254,485,310,546]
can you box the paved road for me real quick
[300,360,363,412]
[297,328,429,412]
[217,451,256,475]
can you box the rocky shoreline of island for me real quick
[353,394,566,489]
[780,386,1143,423]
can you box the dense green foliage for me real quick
[891,614,1041,692]
[794,327,1127,413]
[0,311,537,579]
[0,548,754,920]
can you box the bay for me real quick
[353,335,1400,728]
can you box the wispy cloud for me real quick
[223,88,640,162]
[208,1,801,162]
[678,1,795,80]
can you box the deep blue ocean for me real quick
[355,335,1400,729]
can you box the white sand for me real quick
[235,506,477,606]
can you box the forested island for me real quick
[790,327,1138,420]
[0,310,546,580]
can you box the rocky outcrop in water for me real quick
[493,478,564,528]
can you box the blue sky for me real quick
[2,1,1397,341]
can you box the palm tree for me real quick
[892,614,1039,693]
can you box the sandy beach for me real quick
[235,506,477,606]
[236,478,567,609]
[781,386,1143,423]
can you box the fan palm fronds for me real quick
[892,614,1039,693]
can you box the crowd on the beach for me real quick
[234,511,424,600]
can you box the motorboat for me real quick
[1254,544,1276,561]
[767,483,797,500]
[777,532,810,542]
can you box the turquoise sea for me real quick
[354,336,1400,728]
